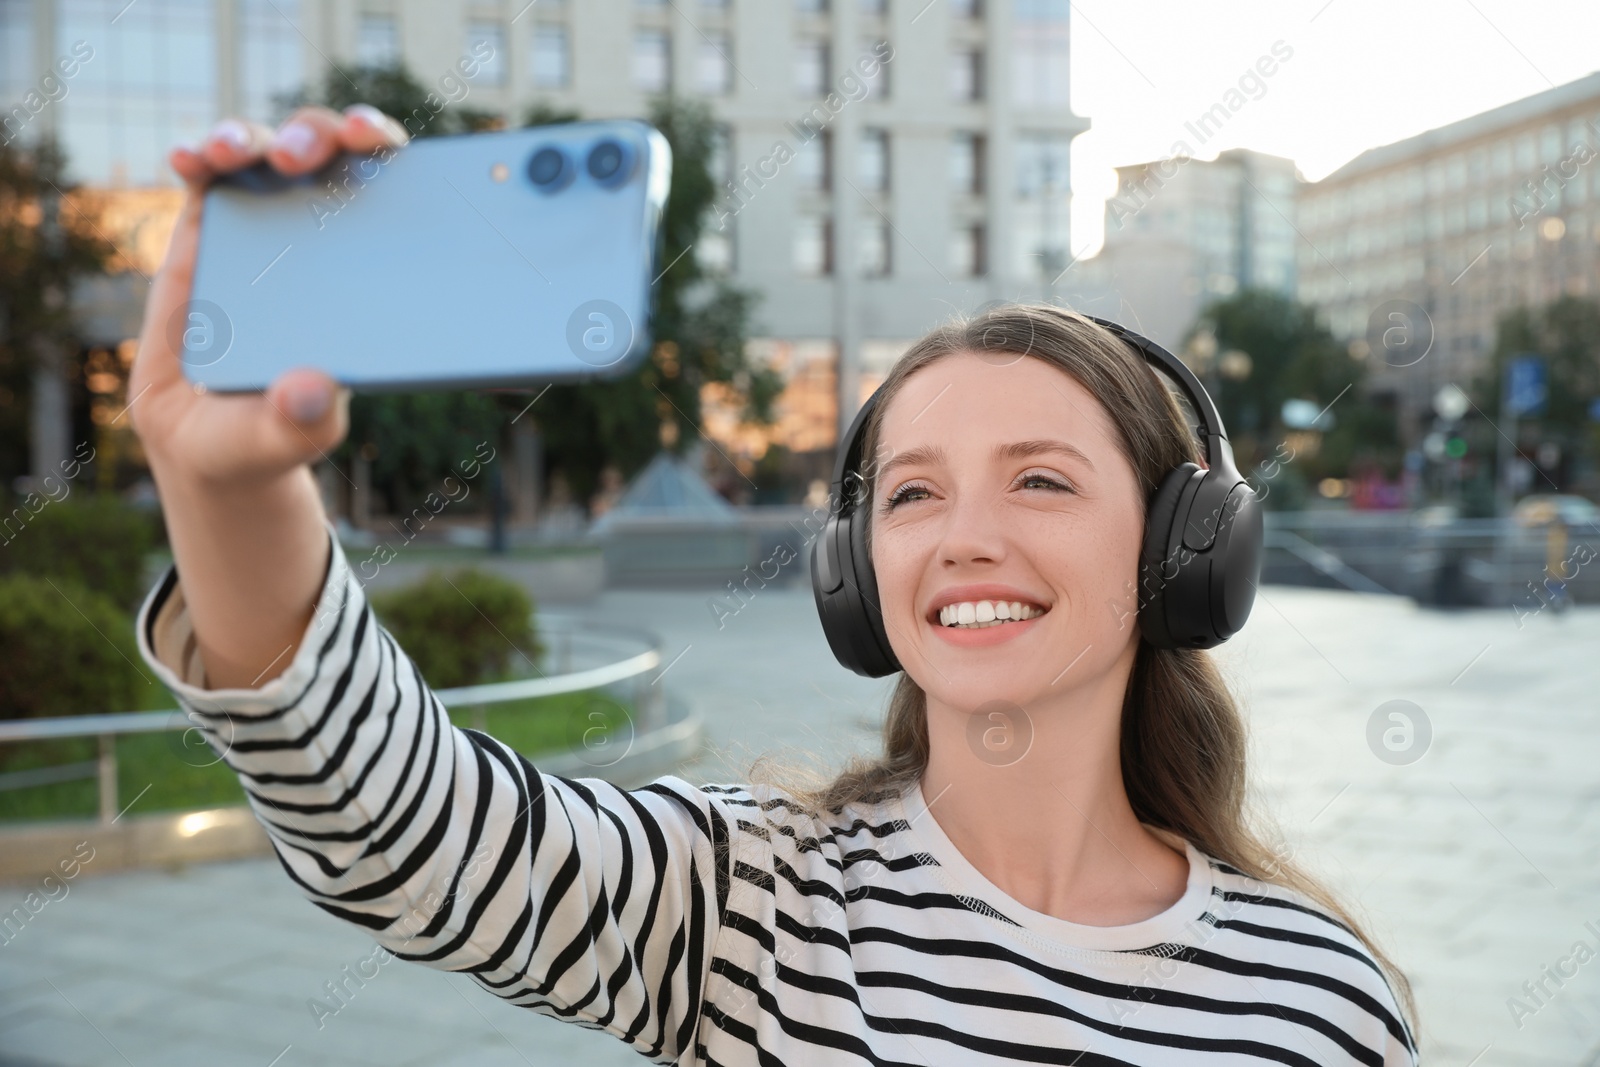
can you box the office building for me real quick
[1297,70,1600,438]
[1,0,1090,475]
[1066,148,1301,353]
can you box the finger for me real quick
[130,184,208,400]
[340,104,411,152]
[169,142,215,186]
[258,368,352,462]
[199,117,277,175]
[264,106,349,177]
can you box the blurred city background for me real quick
[2,0,1599,1064]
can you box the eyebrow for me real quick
[873,439,1096,482]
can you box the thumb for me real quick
[265,367,350,452]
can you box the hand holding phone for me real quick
[128,104,408,692]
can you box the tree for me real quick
[1185,288,1399,494]
[0,134,116,489]
[1469,295,1600,493]
[528,95,782,507]
[291,63,781,517]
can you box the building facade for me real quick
[2,0,1090,466]
[1296,71,1600,440]
[1066,147,1301,353]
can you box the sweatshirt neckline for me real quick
[890,778,1216,954]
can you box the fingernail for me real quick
[349,103,408,145]
[286,382,331,422]
[210,119,251,150]
[271,121,317,161]
[347,104,387,130]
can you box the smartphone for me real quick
[178,118,672,393]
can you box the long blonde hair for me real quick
[742,303,1417,1032]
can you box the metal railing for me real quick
[0,614,664,824]
[1261,511,1600,606]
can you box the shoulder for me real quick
[1201,856,1418,1063]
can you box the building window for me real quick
[951,0,982,16]
[861,39,890,99]
[466,21,505,85]
[795,215,833,276]
[795,40,829,97]
[532,25,569,88]
[1540,123,1562,163]
[950,132,984,194]
[860,218,890,276]
[633,29,671,92]
[241,0,303,125]
[1514,134,1534,170]
[1014,133,1068,198]
[357,12,399,67]
[951,223,985,276]
[796,130,831,191]
[698,32,733,94]
[950,47,982,101]
[0,1,30,103]
[860,128,889,191]
[1014,0,1068,106]
[708,123,733,187]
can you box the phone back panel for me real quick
[183,119,670,393]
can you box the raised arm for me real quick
[127,105,399,691]
[136,524,743,1059]
[129,108,752,1061]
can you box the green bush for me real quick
[0,493,158,613]
[0,574,146,721]
[368,568,544,689]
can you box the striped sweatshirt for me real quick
[135,519,1419,1066]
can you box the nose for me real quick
[936,487,1008,568]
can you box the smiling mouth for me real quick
[935,601,1050,629]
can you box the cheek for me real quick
[869,524,927,614]
[1052,512,1145,625]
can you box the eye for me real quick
[880,480,931,513]
[1016,470,1075,494]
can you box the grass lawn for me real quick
[0,690,628,825]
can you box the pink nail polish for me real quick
[271,122,317,160]
[210,119,251,150]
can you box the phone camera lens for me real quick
[586,139,636,188]
[528,146,574,192]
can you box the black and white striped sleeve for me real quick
[135,519,745,1063]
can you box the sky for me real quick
[1067,0,1600,258]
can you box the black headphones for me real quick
[809,311,1264,678]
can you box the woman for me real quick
[131,105,1418,1065]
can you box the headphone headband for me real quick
[1080,314,1232,473]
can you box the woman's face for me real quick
[868,350,1147,713]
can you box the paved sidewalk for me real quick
[2,580,1597,1066]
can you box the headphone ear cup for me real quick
[1140,465,1264,649]
[845,503,901,677]
[1138,463,1202,649]
[1210,480,1264,641]
[811,509,901,678]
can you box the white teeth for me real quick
[937,599,1047,628]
